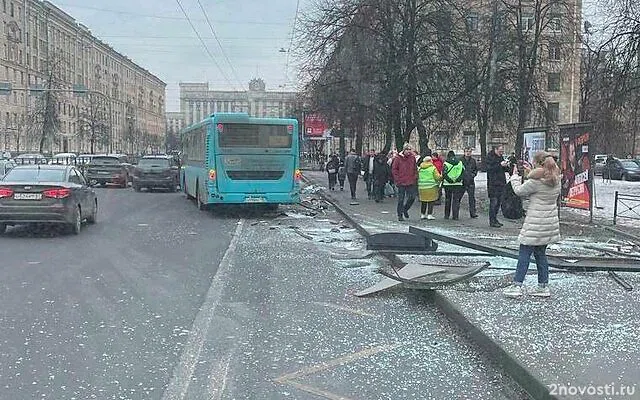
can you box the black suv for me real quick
[85,154,130,188]
[132,156,179,192]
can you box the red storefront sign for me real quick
[304,114,328,137]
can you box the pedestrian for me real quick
[442,151,465,220]
[344,149,362,200]
[326,154,340,190]
[432,152,444,205]
[337,161,346,191]
[486,145,510,227]
[362,149,376,200]
[372,151,391,203]
[392,143,419,221]
[461,147,478,218]
[418,156,442,220]
[387,150,398,197]
[604,155,615,184]
[503,151,561,298]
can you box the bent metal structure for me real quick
[355,226,640,297]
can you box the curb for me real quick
[302,173,557,400]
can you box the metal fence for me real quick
[613,191,640,225]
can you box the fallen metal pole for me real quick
[608,271,634,291]
[409,226,640,273]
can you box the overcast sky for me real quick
[54,0,302,111]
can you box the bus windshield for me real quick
[219,124,292,148]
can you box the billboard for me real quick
[303,114,329,137]
[522,131,546,164]
[559,123,593,211]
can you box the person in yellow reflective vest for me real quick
[442,150,465,220]
[418,156,442,220]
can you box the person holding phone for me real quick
[503,152,561,298]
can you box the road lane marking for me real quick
[274,343,401,384]
[206,342,236,400]
[312,302,378,318]
[161,220,245,400]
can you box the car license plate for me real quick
[245,197,265,203]
[13,193,43,200]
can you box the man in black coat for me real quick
[461,147,478,218]
[486,145,510,227]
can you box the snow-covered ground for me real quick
[474,171,640,227]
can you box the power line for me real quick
[284,0,301,83]
[99,34,289,40]
[106,43,284,50]
[196,0,245,90]
[55,2,288,25]
[174,0,236,91]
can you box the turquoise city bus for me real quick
[180,113,301,209]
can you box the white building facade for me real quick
[179,78,298,127]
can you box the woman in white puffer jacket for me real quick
[503,151,561,298]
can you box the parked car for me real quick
[1,159,16,177]
[84,154,130,188]
[14,153,47,165]
[132,155,180,192]
[50,153,78,165]
[594,154,608,176]
[77,154,94,166]
[0,165,98,234]
[603,159,640,181]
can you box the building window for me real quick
[547,102,560,123]
[547,73,561,92]
[434,131,449,149]
[521,15,534,31]
[2,0,6,14]
[549,43,561,61]
[10,1,13,17]
[463,131,476,149]
[548,16,561,32]
[466,13,479,31]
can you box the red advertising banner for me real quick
[559,123,593,211]
[304,114,328,137]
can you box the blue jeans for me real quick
[514,244,550,286]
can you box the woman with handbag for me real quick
[503,152,561,298]
[326,154,340,190]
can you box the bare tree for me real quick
[579,0,640,155]
[77,93,109,154]
[28,52,67,153]
[299,0,484,156]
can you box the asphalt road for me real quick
[0,187,239,399]
[0,186,530,400]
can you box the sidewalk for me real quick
[303,170,523,236]
[304,170,640,400]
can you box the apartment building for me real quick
[0,0,166,153]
